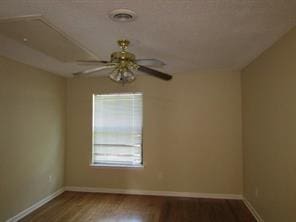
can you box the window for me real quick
[92,93,143,167]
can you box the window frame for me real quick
[91,92,144,169]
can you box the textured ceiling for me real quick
[0,0,295,77]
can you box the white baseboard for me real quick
[243,198,264,222]
[65,186,243,200]
[6,188,65,222]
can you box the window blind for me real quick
[93,93,143,166]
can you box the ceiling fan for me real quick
[73,40,172,84]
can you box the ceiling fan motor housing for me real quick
[111,40,136,66]
[111,51,139,75]
[111,51,136,63]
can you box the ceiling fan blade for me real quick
[73,65,116,76]
[135,59,165,67]
[76,60,110,65]
[138,65,172,80]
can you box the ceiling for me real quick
[0,0,295,77]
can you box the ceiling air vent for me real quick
[109,9,137,22]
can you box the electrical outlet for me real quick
[157,172,163,180]
[255,188,259,198]
[48,175,53,183]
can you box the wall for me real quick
[242,27,296,222]
[66,71,243,195]
[0,57,66,221]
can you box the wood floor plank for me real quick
[227,199,257,222]
[19,192,256,222]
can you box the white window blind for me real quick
[92,93,143,166]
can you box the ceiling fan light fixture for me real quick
[109,9,137,22]
[123,70,136,82]
[109,69,135,84]
[109,68,121,81]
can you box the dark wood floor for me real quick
[20,191,256,222]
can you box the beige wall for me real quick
[242,27,296,222]
[0,57,66,221]
[65,71,243,195]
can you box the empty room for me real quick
[0,1,295,221]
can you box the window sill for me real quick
[90,163,144,169]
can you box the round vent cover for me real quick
[109,9,137,22]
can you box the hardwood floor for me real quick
[20,192,256,222]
